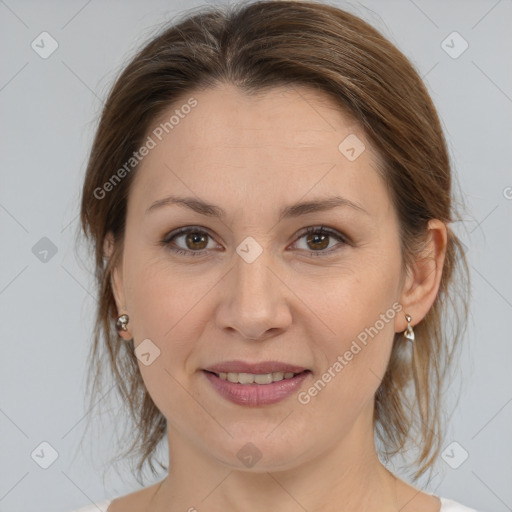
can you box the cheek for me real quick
[124,251,212,338]
[115,238,205,417]
[296,285,399,440]
[307,253,400,341]
[126,265,208,419]
[303,250,401,392]
[123,257,225,398]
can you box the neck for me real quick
[152,401,397,512]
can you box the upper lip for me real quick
[204,360,309,375]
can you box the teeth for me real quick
[217,371,300,384]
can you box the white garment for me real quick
[69,499,111,512]
[69,496,481,511]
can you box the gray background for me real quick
[1,1,511,511]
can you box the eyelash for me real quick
[161,225,349,258]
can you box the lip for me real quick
[204,360,308,374]
[203,369,311,406]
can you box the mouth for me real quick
[202,363,312,406]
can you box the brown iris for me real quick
[185,232,209,250]
[306,232,329,251]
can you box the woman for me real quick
[73,1,477,510]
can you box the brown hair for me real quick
[78,0,470,484]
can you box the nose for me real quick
[215,247,293,341]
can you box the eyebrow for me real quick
[145,194,369,220]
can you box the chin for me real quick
[207,434,312,473]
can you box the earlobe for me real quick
[397,219,447,331]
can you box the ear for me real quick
[104,232,131,338]
[396,219,448,332]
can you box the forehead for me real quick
[128,83,389,217]
[149,83,361,151]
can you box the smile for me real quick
[203,370,311,406]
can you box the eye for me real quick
[161,227,219,257]
[292,225,349,256]
[161,225,349,258]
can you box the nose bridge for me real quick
[217,238,291,339]
[234,241,278,312]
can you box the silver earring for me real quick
[116,313,129,333]
[403,313,415,342]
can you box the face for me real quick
[110,83,409,471]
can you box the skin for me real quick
[105,83,447,512]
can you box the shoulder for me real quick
[67,498,112,512]
[439,496,482,512]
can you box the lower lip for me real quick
[203,370,311,406]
